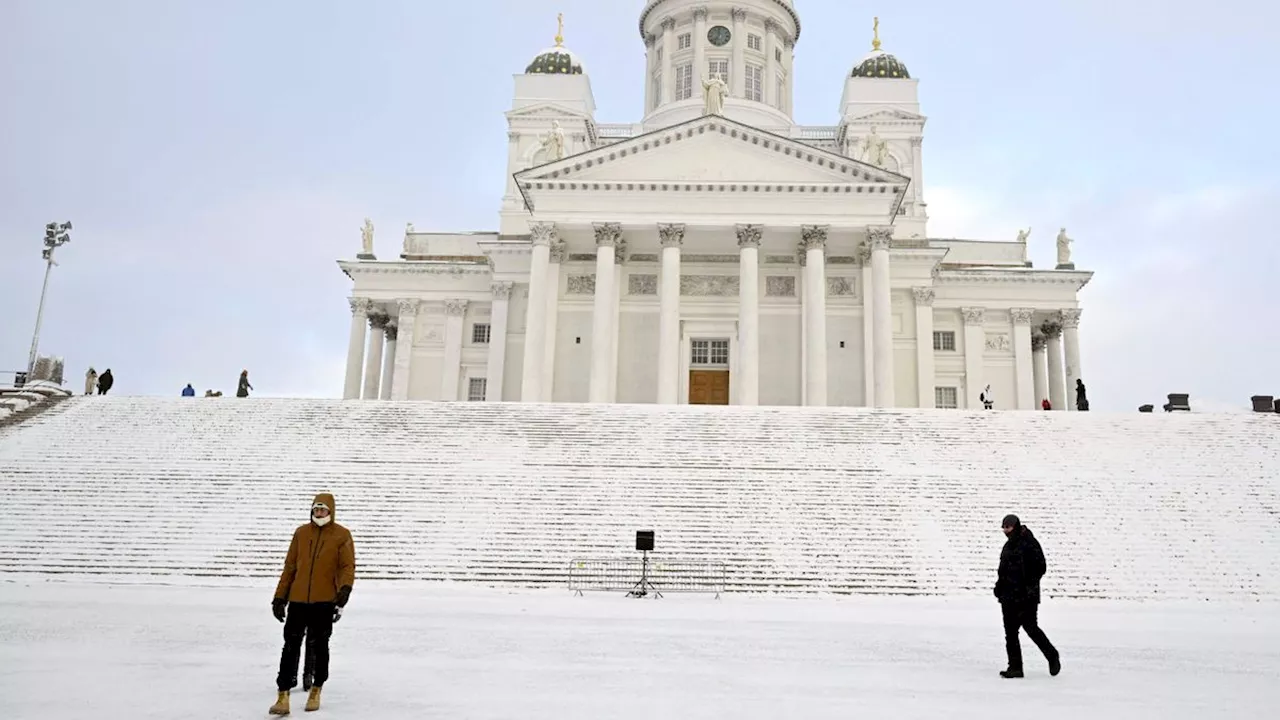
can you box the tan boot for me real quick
[268,690,290,715]
[305,686,322,712]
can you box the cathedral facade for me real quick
[339,0,1091,411]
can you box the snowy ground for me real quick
[1,579,1277,720]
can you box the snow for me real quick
[0,579,1277,719]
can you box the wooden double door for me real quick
[688,370,730,405]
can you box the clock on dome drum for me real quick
[707,25,731,46]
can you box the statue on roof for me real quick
[859,126,889,167]
[1016,227,1031,244]
[539,121,566,161]
[360,218,374,256]
[1056,227,1074,267]
[702,74,728,116]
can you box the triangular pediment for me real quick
[505,101,587,121]
[515,115,908,187]
[845,108,926,123]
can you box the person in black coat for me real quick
[1075,379,1089,411]
[994,514,1060,678]
[97,369,114,395]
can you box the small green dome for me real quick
[851,50,910,79]
[525,47,584,75]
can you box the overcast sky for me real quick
[2,0,1277,411]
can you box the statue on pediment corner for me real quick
[702,74,728,116]
[1016,227,1030,244]
[859,126,888,168]
[360,218,375,256]
[1056,228,1073,266]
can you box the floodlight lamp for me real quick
[60,222,73,231]
[46,222,57,231]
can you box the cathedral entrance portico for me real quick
[679,319,738,405]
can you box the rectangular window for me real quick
[690,339,730,367]
[935,387,959,409]
[678,33,692,50]
[471,323,491,344]
[748,33,762,51]
[467,378,487,401]
[933,331,956,351]
[708,59,729,85]
[675,62,693,100]
[745,64,763,102]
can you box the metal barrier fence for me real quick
[568,555,727,598]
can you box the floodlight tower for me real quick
[27,221,73,374]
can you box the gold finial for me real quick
[871,16,882,51]
[555,12,565,47]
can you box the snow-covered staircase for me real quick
[2,397,1279,599]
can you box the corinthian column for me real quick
[693,7,708,101]
[343,297,371,399]
[1010,308,1036,410]
[441,299,468,401]
[961,307,986,409]
[801,225,829,406]
[912,287,935,408]
[661,17,676,104]
[379,325,397,400]
[736,224,762,406]
[868,227,895,408]
[521,222,555,402]
[1031,332,1048,410]
[1060,308,1083,410]
[730,7,747,97]
[657,224,684,404]
[391,299,419,400]
[363,311,390,400]
[1041,320,1066,411]
[589,223,621,403]
[486,282,513,401]
[860,246,874,404]
[542,241,565,401]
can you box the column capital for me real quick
[857,244,873,264]
[593,222,623,248]
[910,136,923,148]
[1059,308,1082,328]
[1010,308,1036,325]
[783,36,795,49]
[383,324,398,342]
[368,311,391,330]
[658,223,686,248]
[661,16,677,31]
[693,5,709,20]
[491,281,514,300]
[867,226,893,251]
[912,287,935,306]
[549,240,568,263]
[800,225,829,251]
[763,17,778,32]
[731,7,748,22]
[961,307,986,325]
[444,299,469,317]
[507,131,520,142]
[1040,320,1062,339]
[396,298,420,317]
[645,33,658,48]
[1031,334,1047,352]
[348,297,373,316]
[529,221,557,247]
[735,224,762,249]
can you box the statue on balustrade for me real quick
[1056,228,1074,267]
[702,74,728,115]
[359,218,374,258]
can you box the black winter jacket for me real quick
[995,525,1047,605]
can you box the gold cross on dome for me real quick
[872,16,882,51]
[555,13,565,47]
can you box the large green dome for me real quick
[525,14,584,75]
[851,17,910,79]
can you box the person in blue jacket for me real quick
[182,384,195,397]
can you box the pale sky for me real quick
[2,0,1277,411]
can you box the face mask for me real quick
[313,515,331,527]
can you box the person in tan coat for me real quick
[268,493,355,715]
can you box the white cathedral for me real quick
[339,0,1091,411]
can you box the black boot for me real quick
[1049,655,1061,676]
[1000,669,1024,678]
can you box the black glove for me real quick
[272,598,287,623]
[333,605,344,623]
[335,585,352,608]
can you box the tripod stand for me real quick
[627,549,663,598]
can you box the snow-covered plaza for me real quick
[1,579,1276,719]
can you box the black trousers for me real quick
[276,602,335,691]
[1002,601,1058,671]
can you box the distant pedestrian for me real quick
[994,514,1060,678]
[97,369,114,395]
[1075,379,1089,411]
[84,368,98,396]
[1041,398,1051,411]
[182,384,195,397]
[980,385,995,410]
[237,370,253,398]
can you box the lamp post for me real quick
[27,221,73,375]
